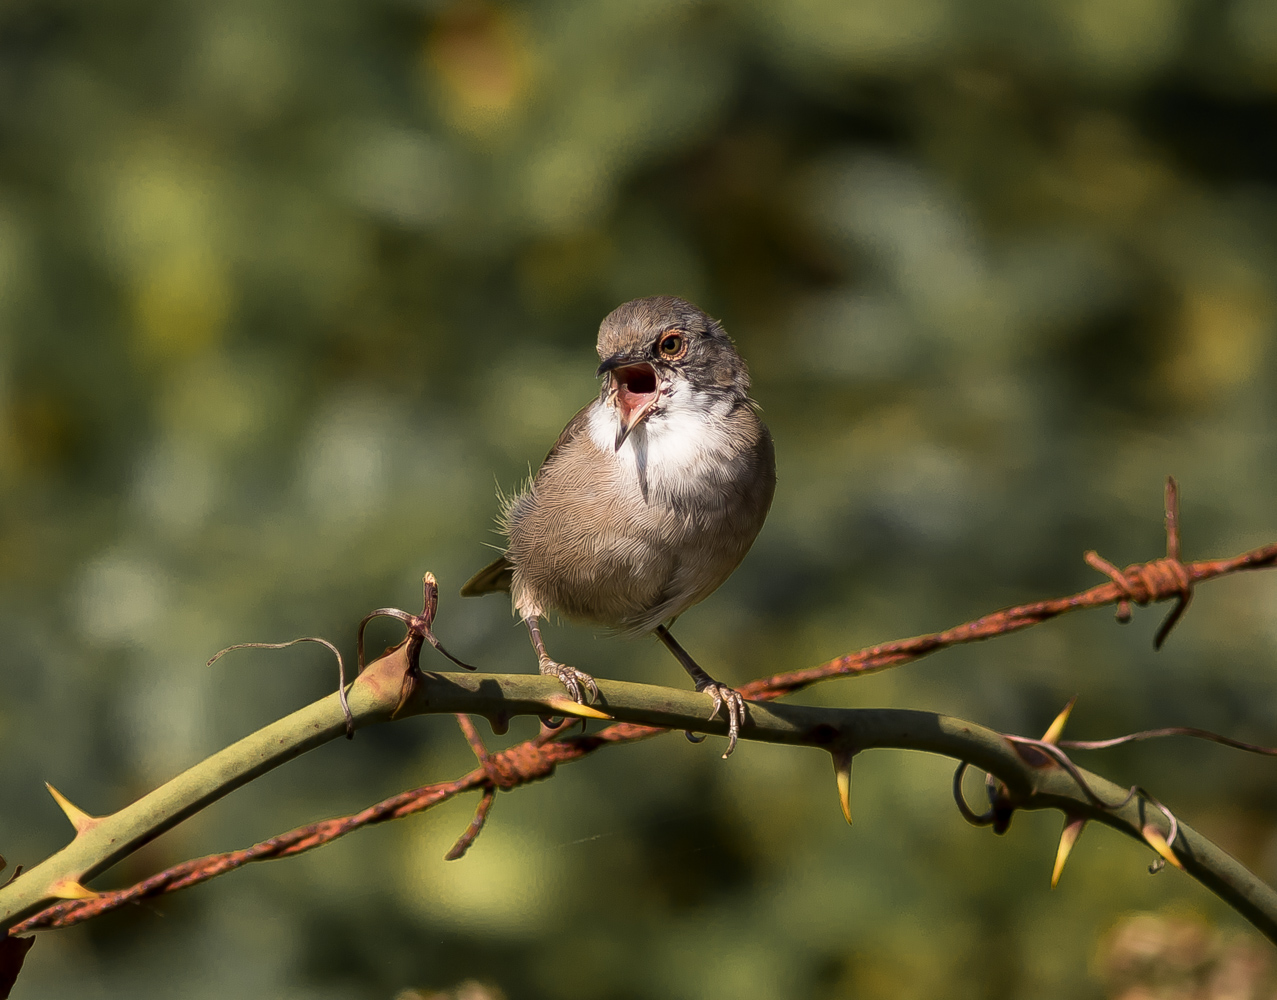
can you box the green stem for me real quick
[3,649,1275,943]
[0,645,406,928]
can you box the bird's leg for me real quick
[654,625,746,758]
[524,615,599,704]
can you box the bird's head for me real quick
[595,296,748,451]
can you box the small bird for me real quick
[461,296,775,755]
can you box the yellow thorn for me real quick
[1041,696,1078,745]
[542,697,611,720]
[48,878,99,900]
[1142,825,1185,871]
[1051,816,1086,888]
[832,749,854,825]
[45,783,99,835]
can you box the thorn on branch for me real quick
[48,879,97,901]
[831,747,855,825]
[972,705,1193,886]
[539,697,611,721]
[1052,816,1086,888]
[1141,790,1182,872]
[1011,700,1083,768]
[1041,697,1077,746]
[1083,476,1194,649]
[1006,736,1137,810]
[1143,824,1183,873]
[45,784,99,836]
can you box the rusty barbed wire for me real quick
[9,719,656,933]
[744,479,1277,699]
[1082,478,1193,649]
[11,480,1277,935]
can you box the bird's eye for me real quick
[658,332,686,359]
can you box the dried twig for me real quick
[208,637,356,739]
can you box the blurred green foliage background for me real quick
[1,0,1276,996]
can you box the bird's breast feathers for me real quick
[585,385,759,502]
[507,385,774,631]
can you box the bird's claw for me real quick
[696,681,747,758]
[539,659,600,705]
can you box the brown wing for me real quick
[539,400,596,471]
[461,399,598,598]
[460,555,513,596]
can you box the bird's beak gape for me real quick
[606,363,661,450]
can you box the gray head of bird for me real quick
[595,296,750,451]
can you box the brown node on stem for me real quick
[358,573,477,718]
[358,573,474,672]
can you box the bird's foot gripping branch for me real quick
[2,480,1277,998]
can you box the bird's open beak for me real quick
[600,361,660,450]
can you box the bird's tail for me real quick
[460,555,514,596]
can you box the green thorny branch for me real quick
[3,478,1277,979]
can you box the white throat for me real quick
[589,381,741,500]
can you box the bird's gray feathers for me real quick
[596,296,749,398]
[537,401,595,472]
[462,402,595,599]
